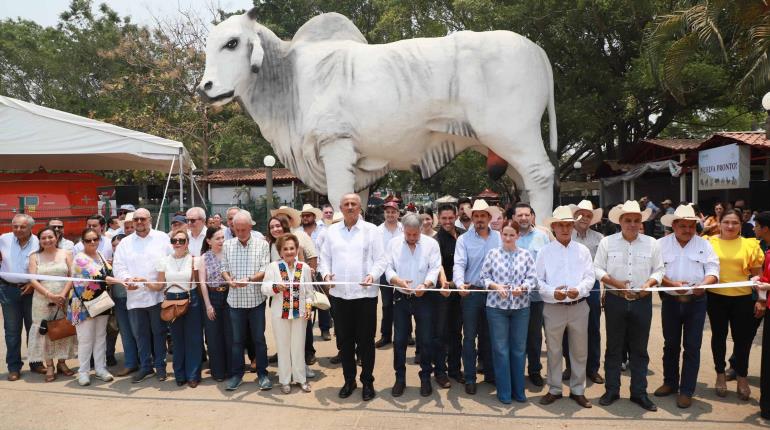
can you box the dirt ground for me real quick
[0,295,767,430]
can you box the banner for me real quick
[698,144,750,190]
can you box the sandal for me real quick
[57,361,75,377]
[45,367,56,383]
[737,376,751,401]
[715,373,727,398]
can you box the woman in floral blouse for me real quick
[479,219,537,404]
[261,234,314,394]
[69,228,119,386]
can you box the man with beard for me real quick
[375,201,404,349]
[455,198,473,231]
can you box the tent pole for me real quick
[190,172,195,207]
[178,148,184,212]
[156,155,177,230]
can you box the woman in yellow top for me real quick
[703,201,725,236]
[707,209,765,400]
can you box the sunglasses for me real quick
[185,218,201,223]
[83,238,100,244]
[171,238,188,245]
[50,226,64,230]
[133,217,149,222]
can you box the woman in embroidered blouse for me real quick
[262,234,314,394]
[197,227,232,382]
[69,228,120,386]
[154,230,203,388]
[706,209,764,400]
[479,219,537,404]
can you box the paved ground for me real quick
[0,296,767,429]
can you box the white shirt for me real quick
[0,233,39,283]
[156,254,196,293]
[571,228,603,259]
[187,228,207,257]
[536,240,595,303]
[74,235,113,260]
[594,233,665,290]
[58,238,75,251]
[224,228,264,241]
[319,218,385,300]
[378,221,403,248]
[380,234,441,294]
[113,229,172,310]
[657,234,720,296]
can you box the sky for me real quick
[1,0,247,28]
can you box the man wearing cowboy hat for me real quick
[300,204,333,342]
[570,200,605,384]
[654,204,719,408]
[536,206,596,408]
[594,200,664,411]
[453,199,501,394]
[375,201,405,349]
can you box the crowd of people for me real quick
[1,194,770,420]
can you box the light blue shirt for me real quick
[516,228,549,301]
[452,228,501,287]
[0,232,40,284]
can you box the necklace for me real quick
[172,253,188,272]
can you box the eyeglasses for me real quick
[83,238,100,244]
[185,218,201,223]
[171,238,188,245]
[133,217,149,222]
[50,226,64,230]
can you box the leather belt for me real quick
[210,286,228,292]
[607,288,650,301]
[554,297,587,306]
[662,293,697,303]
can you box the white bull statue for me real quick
[198,9,557,218]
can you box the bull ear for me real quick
[249,34,264,74]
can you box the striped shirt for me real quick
[222,236,270,308]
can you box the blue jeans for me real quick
[128,303,167,373]
[461,292,493,383]
[113,296,139,369]
[526,300,544,375]
[661,294,707,396]
[393,292,434,382]
[230,302,267,379]
[0,284,34,373]
[168,291,204,382]
[487,306,529,403]
[204,289,232,380]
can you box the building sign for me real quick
[698,144,750,190]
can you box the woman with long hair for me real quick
[198,227,232,381]
[703,202,725,236]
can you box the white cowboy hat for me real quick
[544,206,578,229]
[300,203,323,220]
[324,211,344,225]
[568,200,603,226]
[608,200,652,224]
[463,199,499,219]
[271,206,301,228]
[661,204,700,227]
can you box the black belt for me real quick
[0,280,25,288]
[661,293,699,303]
[554,297,587,306]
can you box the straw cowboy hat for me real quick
[324,211,344,225]
[569,200,603,226]
[271,206,302,228]
[608,200,652,224]
[544,206,578,229]
[463,199,499,219]
[660,204,700,227]
[300,203,323,220]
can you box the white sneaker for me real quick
[305,366,316,379]
[78,374,91,386]
[94,370,114,382]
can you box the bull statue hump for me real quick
[198,9,557,218]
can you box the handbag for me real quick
[47,307,77,341]
[72,252,116,318]
[311,287,330,310]
[160,257,194,322]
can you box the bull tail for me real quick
[541,48,557,154]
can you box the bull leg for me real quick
[319,138,358,211]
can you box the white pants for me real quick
[543,301,589,395]
[75,315,109,375]
[271,317,306,385]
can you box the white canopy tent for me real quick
[0,96,197,219]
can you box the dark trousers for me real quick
[461,292,493,383]
[203,290,232,380]
[113,296,139,369]
[564,281,602,374]
[168,291,204,382]
[760,311,770,418]
[230,303,267,379]
[379,275,394,341]
[0,284,34,373]
[526,300,544,375]
[318,308,332,332]
[661,294,707,396]
[330,295,377,384]
[604,293,652,397]
[706,292,755,377]
[431,292,462,377]
[128,303,167,373]
[393,292,434,382]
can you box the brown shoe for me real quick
[435,374,451,389]
[715,373,727,397]
[737,376,751,401]
[588,372,605,384]
[116,367,138,377]
[188,380,199,388]
[7,372,20,381]
[569,393,592,408]
[57,362,75,377]
[539,392,563,405]
[31,365,47,375]
[676,394,692,408]
[654,384,675,397]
